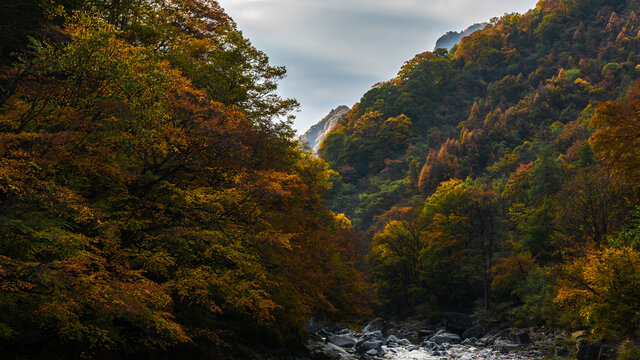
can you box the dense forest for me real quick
[0,1,373,359]
[318,0,640,351]
[4,0,640,359]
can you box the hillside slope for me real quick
[318,0,640,340]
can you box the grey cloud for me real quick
[218,0,538,133]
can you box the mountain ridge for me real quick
[434,22,488,50]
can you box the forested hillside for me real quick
[319,0,640,343]
[0,1,372,359]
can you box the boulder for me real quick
[421,339,446,355]
[479,328,508,346]
[363,330,386,344]
[365,349,378,356]
[308,340,358,360]
[443,312,474,335]
[461,337,478,346]
[386,335,400,344]
[397,338,412,346]
[421,340,437,350]
[431,330,461,344]
[356,340,383,355]
[327,334,355,348]
[494,339,520,353]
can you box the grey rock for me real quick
[328,334,355,348]
[434,23,487,51]
[421,340,437,350]
[307,340,357,360]
[431,330,461,344]
[356,340,383,355]
[479,328,508,346]
[479,349,493,357]
[363,330,386,344]
[494,339,520,353]
[407,345,418,352]
[397,338,412,346]
[365,349,378,356]
[386,335,400,344]
[461,337,478,345]
[300,106,350,153]
[318,329,334,338]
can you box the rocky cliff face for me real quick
[434,23,487,50]
[300,105,350,153]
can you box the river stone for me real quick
[431,330,461,344]
[308,340,357,360]
[387,335,400,344]
[356,340,383,354]
[363,330,386,344]
[462,336,478,345]
[328,334,355,348]
[397,338,412,346]
[421,340,437,349]
[494,339,520,353]
[318,329,334,338]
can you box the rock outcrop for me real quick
[300,106,350,153]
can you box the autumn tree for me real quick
[0,6,371,358]
[556,246,640,338]
[590,80,640,185]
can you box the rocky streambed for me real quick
[307,317,569,360]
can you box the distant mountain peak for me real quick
[434,22,488,51]
[300,106,350,153]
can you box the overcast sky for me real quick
[217,0,539,134]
